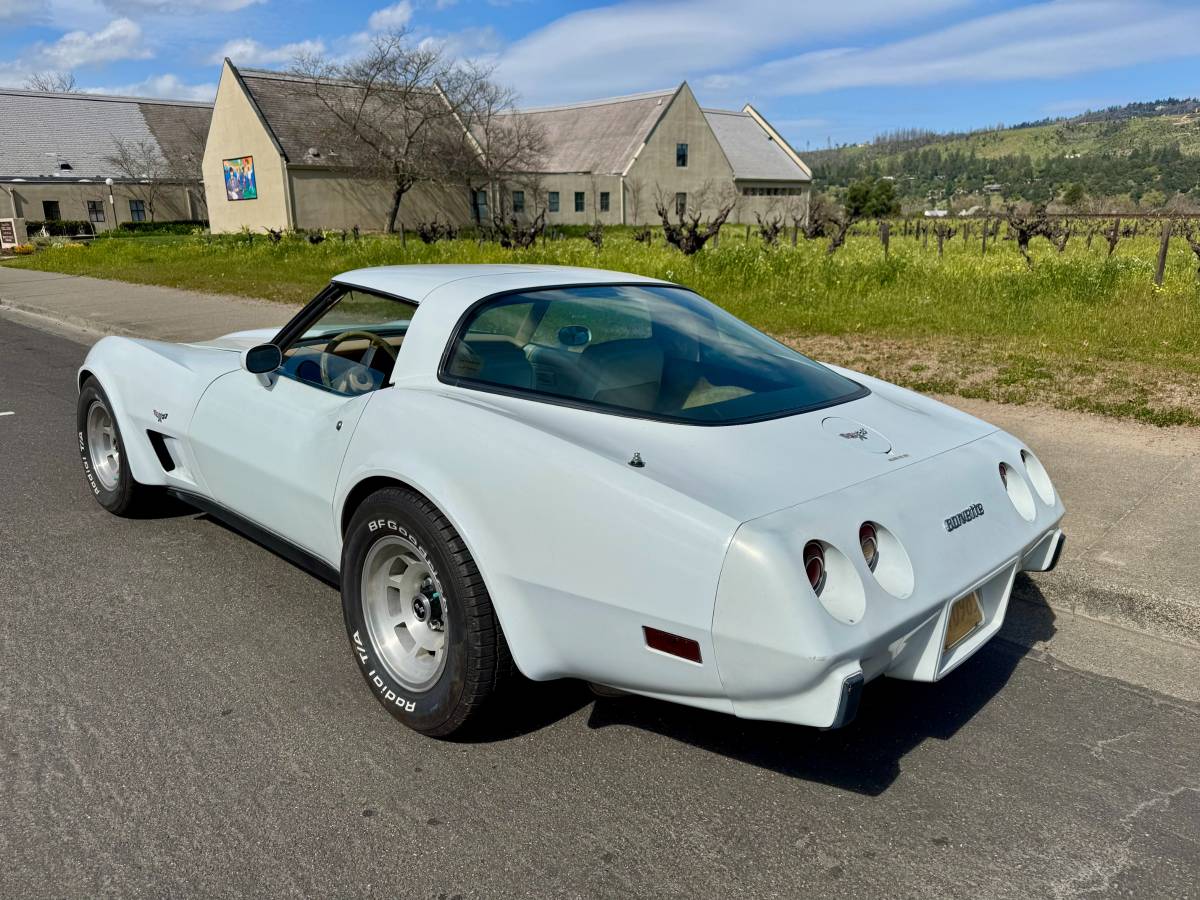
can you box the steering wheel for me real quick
[320,330,398,394]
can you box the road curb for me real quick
[0,299,124,343]
[1018,571,1200,649]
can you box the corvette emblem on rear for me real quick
[839,427,870,441]
[945,503,985,532]
[153,409,168,422]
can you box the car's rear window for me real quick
[441,284,867,424]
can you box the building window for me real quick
[599,191,610,212]
[129,199,146,222]
[676,143,688,167]
[512,190,525,214]
[548,191,559,213]
[675,192,687,217]
[42,200,61,221]
[574,191,585,213]
[87,200,105,223]
[472,190,489,222]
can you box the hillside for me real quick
[807,98,1200,206]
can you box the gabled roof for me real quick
[702,108,810,182]
[505,88,677,175]
[0,88,211,180]
[233,64,454,168]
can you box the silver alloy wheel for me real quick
[86,400,120,491]
[361,535,449,692]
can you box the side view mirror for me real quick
[242,343,282,375]
[558,325,592,347]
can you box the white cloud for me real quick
[417,25,502,61]
[211,37,326,66]
[40,17,152,69]
[100,0,264,11]
[368,1,413,32]
[434,0,458,8]
[0,0,50,22]
[494,0,967,104]
[90,73,216,100]
[723,1,1200,96]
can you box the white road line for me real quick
[0,411,14,417]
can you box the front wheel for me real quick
[340,487,514,737]
[77,377,154,516]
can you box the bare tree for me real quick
[1004,203,1054,267]
[294,30,469,234]
[932,220,957,259]
[1103,217,1122,257]
[25,72,77,92]
[624,176,645,225]
[653,182,735,255]
[493,207,546,249]
[438,66,547,225]
[104,137,169,222]
[416,219,458,243]
[755,209,784,246]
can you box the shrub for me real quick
[116,220,208,235]
[23,219,91,237]
[11,244,35,255]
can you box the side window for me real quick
[512,190,525,213]
[280,288,416,396]
[445,288,657,408]
[548,191,559,213]
[676,142,688,167]
[574,191,585,212]
[599,191,610,212]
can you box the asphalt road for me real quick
[1,314,1197,900]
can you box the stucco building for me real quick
[0,88,210,230]
[200,62,810,233]
[202,60,469,235]
[496,83,811,226]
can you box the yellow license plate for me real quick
[944,592,983,651]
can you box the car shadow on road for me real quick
[581,577,1058,796]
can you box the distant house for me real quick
[498,82,812,226]
[202,60,470,235]
[924,209,949,217]
[0,87,210,229]
[201,64,812,233]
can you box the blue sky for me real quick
[2,0,1198,148]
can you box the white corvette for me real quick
[77,265,1065,736]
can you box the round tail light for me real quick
[859,522,879,571]
[803,541,826,596]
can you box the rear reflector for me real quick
[643,626,702,664]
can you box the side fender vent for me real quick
[146,430,176,472]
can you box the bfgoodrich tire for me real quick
[77,377,154,517]
[341,487,514,737]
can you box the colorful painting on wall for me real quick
[223,156,258,201]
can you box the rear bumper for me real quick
[730,528,1063,729]
[711,430,1066,729]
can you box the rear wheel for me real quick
[340,487,514,737]
[77,378,153,516]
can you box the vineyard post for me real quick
[1154,220,1172,287]
[745,224,751,242]
[879,220,890,259]
[922,222,929,249]
[981,216,988,255]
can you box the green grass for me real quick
[6,227,1200,425]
